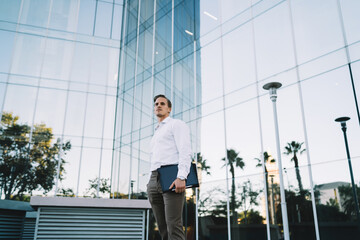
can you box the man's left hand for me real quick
[169,178,186,193]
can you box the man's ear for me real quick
[168,107,172,113]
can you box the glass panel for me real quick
[108,48,120,87]
[301,65,360,236]
[340,0,360,45]
[199,0,220,37]
[100,149,112,198]
[199,180,229,240]
[103,96,116,139]
[49,0,79,32]
[58,146,81,197]
[198,111,228,239]
[64,92,87,137]
[0,30,15,73]
[222,23,256,94]
[70,42,92,83]
[253,2,295,80]
[78,147,101,197]
[301,66,360,165]
[42,38,74,81]
[0,0,22,22]
[94,1,113,38]
[312,160,360,238]
[34,88,67,136]
[20,0,51,28]
[200,40,223,103]
[112,3,123,40]
[11,34,45,77]
[77,0,96,35]
[291,0,344,64]
[90,45,109,85]
[2,84,37,125]
[84,93,106,138]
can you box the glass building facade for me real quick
[1,0,360,240]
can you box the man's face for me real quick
[154,97,171,118]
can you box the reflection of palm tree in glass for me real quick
[284,141,306,192]
[195,152,211,177]
[255,152,275,223]
[222,149,245,223]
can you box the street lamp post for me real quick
[335,117,360,222]
[263,82,290,240]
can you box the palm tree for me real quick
[222,149,245,223]
[284,141,306,192]
[255,151,275,220]
[255,151,275,189]
[195,152,211,176]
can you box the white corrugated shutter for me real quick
[34,207,146,239]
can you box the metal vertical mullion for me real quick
[128,0,142,199]
[150,0,157,128]
[336,0,360,126]
[97,42,112,198]
[193,39,199,240]
[76,38,94,197]
[137,84,143,193]
[112,0,128,199]
[286,0,320,239]
[170,0,174,108]
[28,0,54,145]
[54,0,81,197]
[0,0,24,121]
[110,0,115,39]
[217,2,231,239]
[93,0,99,36]
[250,0,271,238]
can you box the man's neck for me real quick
[157,115,169,123]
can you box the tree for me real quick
[238,180,261,224]
[338,184,360,220]
[255,153,274,205]
[0,112,71,199]
[195,152,211,177]
[85,177,111,198]
[284,141,306,192]
[221,149,245,224]
[58,187,75,197]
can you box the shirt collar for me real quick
[155,116,171,130]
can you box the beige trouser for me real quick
[147,170,185,240]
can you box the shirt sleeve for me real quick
[173,120,192,179]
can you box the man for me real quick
[147,94,192,240]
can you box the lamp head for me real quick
[335,117,350,123]
[335,116,350,129]
[263,82,282,102]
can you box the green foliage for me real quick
[284,141,306,192]
[85,178,111,198]
[58,188,75,197]
[194,152,211,176]
[221,149,245,223]
[338,184,360,219]
[0,112,71,200]
[326,198,340,209]
[238,209,264,224]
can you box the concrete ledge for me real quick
[30,196,151,209]
[0,199,34,211]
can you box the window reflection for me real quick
[94,1,112,38]
[20,0,51,28]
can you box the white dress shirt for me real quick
[150,117,192,179]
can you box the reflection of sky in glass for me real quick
[0,0,359,204]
